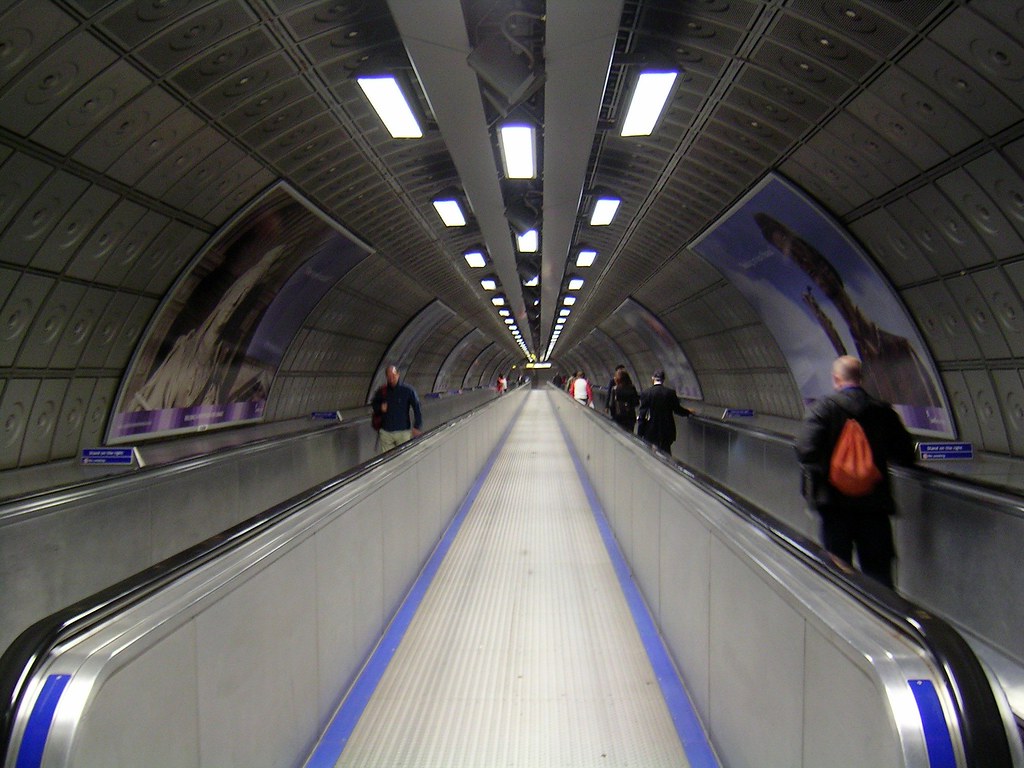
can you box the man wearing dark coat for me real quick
[637,369,692,453]
[795,355,917,588]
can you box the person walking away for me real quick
[794,355,916,588]
[637,369,692,452]
[605,364,626,415]
[609,368,639,431]
[371,364,423,452]
[572,371,593,406]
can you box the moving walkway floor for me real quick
[304,394,718,767]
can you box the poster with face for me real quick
[692,173,952,437]
[108,183,372,442]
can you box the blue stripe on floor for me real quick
[554,404,721,768]
[304,396,525,768]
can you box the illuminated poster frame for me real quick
[108,183,372,443]
[692,173,952,437]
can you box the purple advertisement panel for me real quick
[614,298,702,400]
[692,174,952,437]
[108,183,372,443]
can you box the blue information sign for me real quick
[918,442,974,461]
[81,448,136,465]
[311,411,342,421]
[722,408,755,419]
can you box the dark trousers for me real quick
[818,505,896,589]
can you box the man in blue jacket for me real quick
[371,365,423,452]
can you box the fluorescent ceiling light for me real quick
[523,274,539,287]
[576,249,597,267]
[620,71,678,137]
[499,308,511,316]
[517,229,538,252]
[432,197,466,227]
[356,76,423,139]
[464,250,486,268]
[559,308,571,317]
[481,278,498,291]
[491,296,505,306]
[505,317,515,325]
[563,296,576,306]
[498,124,536,179]
[568,277,584,290]
[590,196,620,226]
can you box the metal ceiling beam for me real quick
[386,0,528,338]
[540,0,624,353]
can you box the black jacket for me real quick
[795,387,916,512]
[637,382,690,446]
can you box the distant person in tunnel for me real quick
[371,365,423,452]
[637,369,692,453]
[609,368,639,432]
[795,355,917,589]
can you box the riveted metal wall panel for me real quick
[106,106,207,186]
[938,167,1024,260]
[849,208,937,286]
[49,377,97,458]
[31,183,120,273]
[911,184,995,269]
[65,198,148,282]
[81,377,119,448]
[78,290,132,368]
[965,151,1024,242]
[931,7,1024,106]
[136,126,228,200]
[134,1,258,76]
[75,86,180,172]
[901,281,980,361]
[104,295,158,369]
[941,369,982,445]
[0,273,56,367]
[0,378,40,469]
[19,378,69,465]
[962,368,1010,453]
[31,59,151,155]
[971,267,1024,357]
[170,27,278,98]
[0,153,53,236]
[50,287,116,369]
[872,66,982,155]
[900,39,1023,136]
[15,281,87,369]
[0,31,117,137]
[0,2,78,92]
[990,368,1024,455]
[137,223,210,295]
[946,274,1012,359]
[887,197,962,276]
[96,209,170,287]
[0,171,90,267]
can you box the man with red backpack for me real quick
[795,355,917,589]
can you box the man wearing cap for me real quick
[637,369,692,453]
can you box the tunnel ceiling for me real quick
[4,0,1024,468]
[2,0,1005,361]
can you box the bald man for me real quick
[795,356,916,588]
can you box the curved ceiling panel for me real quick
[1,0,1024,474]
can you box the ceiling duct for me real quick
[467,34,546,116]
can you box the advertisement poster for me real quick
[108,184,372,442]
[614,298,703,400]
[692,174,951,436]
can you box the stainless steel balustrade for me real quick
[1,389,526,768]
[0,388,498,658]
[554,388,1021,768]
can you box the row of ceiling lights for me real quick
[356,66,679,360]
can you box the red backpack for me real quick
[829,416,882,497]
